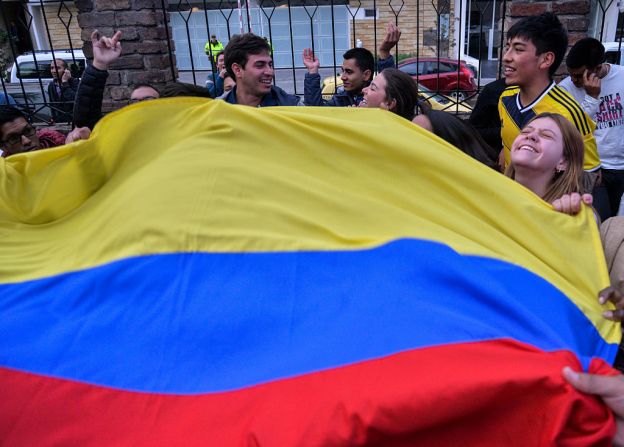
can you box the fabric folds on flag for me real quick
[0,98,620,446]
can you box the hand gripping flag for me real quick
[0,98,621,446]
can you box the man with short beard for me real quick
[48,58,79,123]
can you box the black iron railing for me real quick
[0,0,83,124]
[0,0,622,124]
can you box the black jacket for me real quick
[220,85,303,106]
[73,65,108,129]
[47,77,80,123]
[468,78,507,151]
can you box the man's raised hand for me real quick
[583,69,602,99]
[379,22,401,59]
[91,30,122,71]
[302,48,320,74]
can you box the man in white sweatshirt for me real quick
[559,38,624,219]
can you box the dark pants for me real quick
[593,169,624,221]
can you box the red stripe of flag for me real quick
[1,339,616,446]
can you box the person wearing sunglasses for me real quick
[0,106,66,158]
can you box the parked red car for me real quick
[398,57,477,101]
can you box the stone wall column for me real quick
[75,0,177,112]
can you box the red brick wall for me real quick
[505,1,591,77]
[76,0,176,110]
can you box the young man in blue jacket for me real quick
[302,23,401,107]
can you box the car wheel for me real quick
[448,91,466,102]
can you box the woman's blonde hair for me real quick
[505,112,584,202]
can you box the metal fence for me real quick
[0,0,622,124]
[171,0,502,111]
[0,0,84,124]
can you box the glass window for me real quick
[605,49,621,65]
[399,62,425,76]
[400,62,418,75]
[16,61,49,80]
[428,61,455,74]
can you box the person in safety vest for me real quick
[205,34,225,71]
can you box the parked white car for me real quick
[603,41,624,65]
[9,49,86,84]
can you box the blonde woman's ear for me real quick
[556,160,568,172]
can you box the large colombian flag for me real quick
[0,98,621,446]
